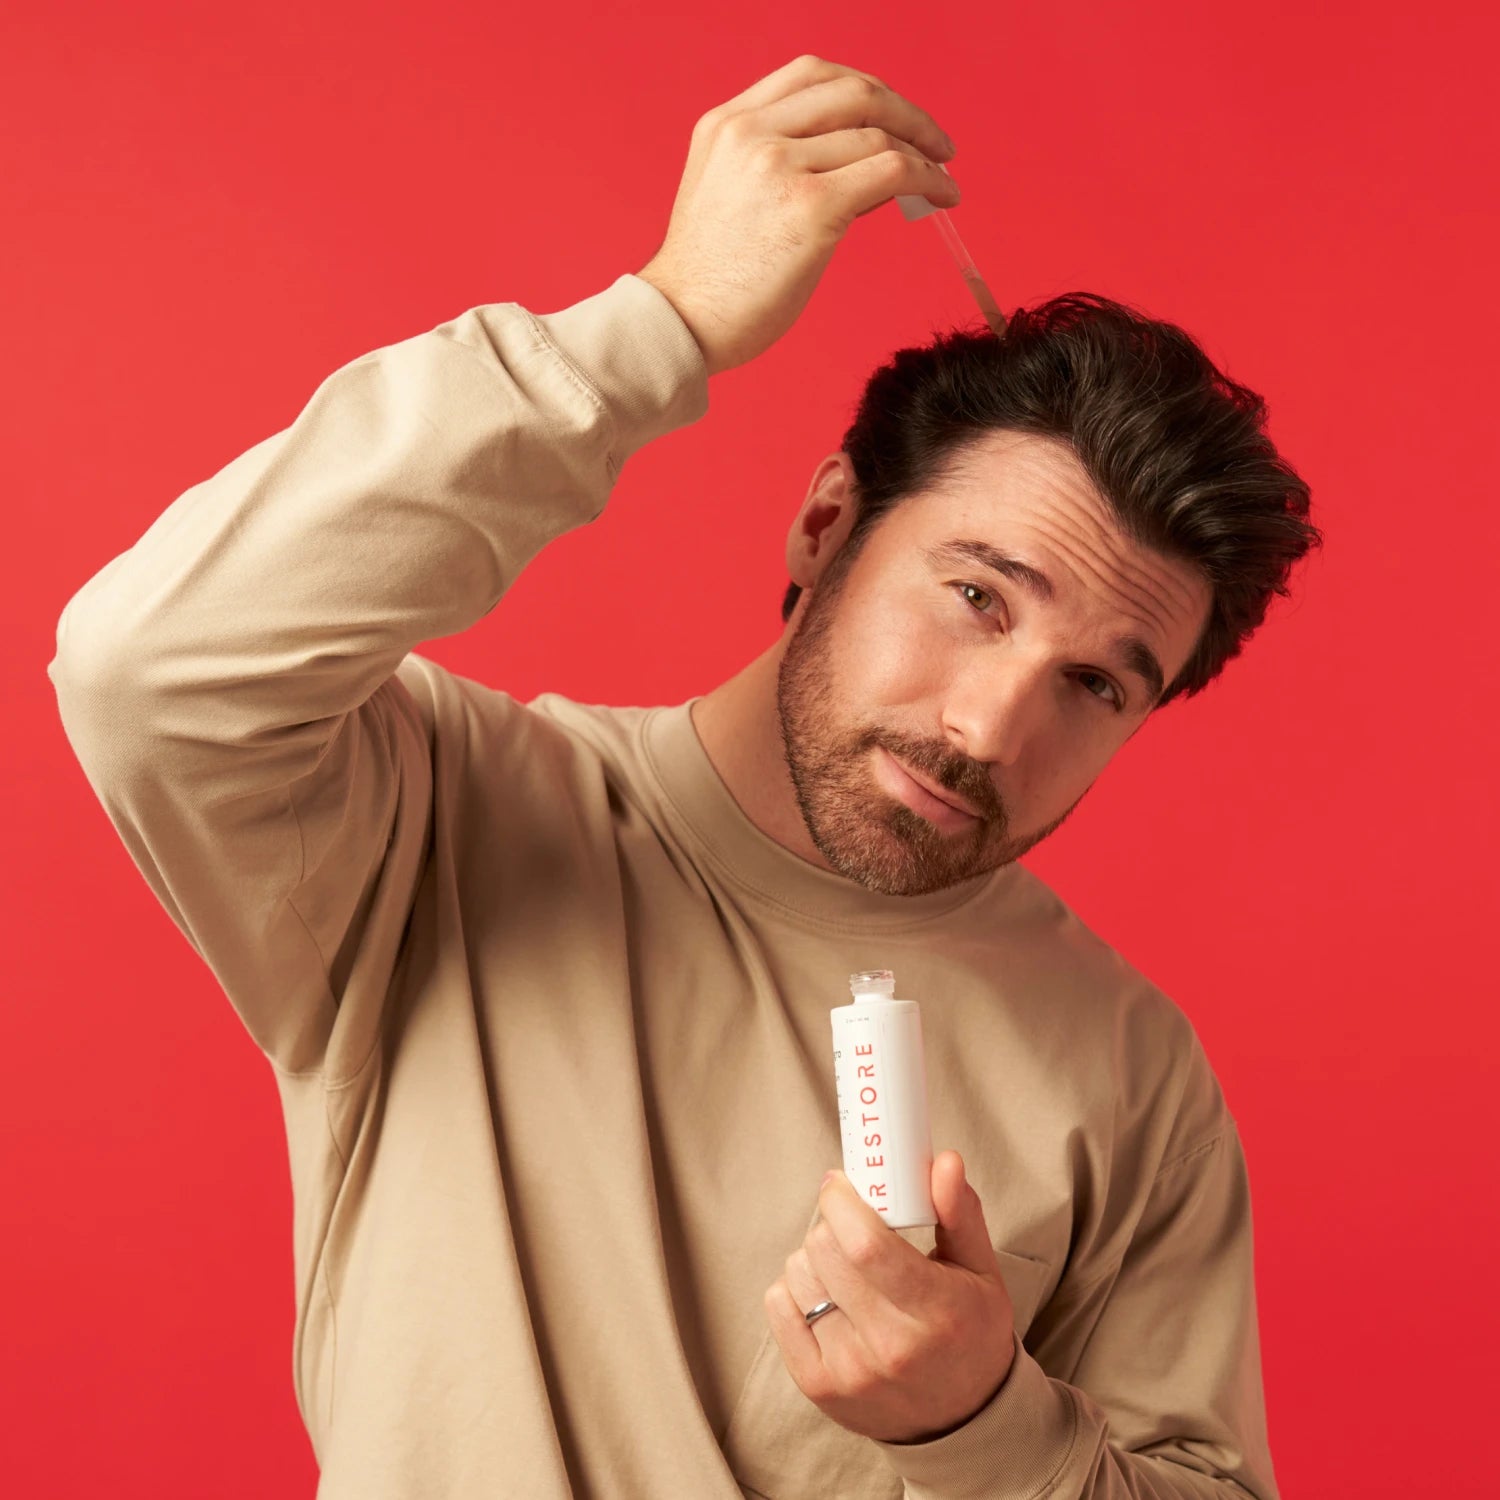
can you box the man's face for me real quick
[776,430,1214,896]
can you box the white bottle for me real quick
[830,969,936,1229]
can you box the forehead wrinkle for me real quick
[1018,513,1193,641]
[964,438,1205,622]
[945,442,1208,662]
[1015,482,1199,614]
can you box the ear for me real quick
[786,452,860,590]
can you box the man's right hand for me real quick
[637,54,960,379]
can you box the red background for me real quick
[6,2,1497,1495]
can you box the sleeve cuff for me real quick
[532,272,710,478]
[870,1333,1081,1500]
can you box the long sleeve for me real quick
[46,272,709,1081]
[869,1115,1278,1500]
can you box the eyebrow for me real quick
[925,538,1167,707]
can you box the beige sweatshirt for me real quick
[47,272,1278,1500]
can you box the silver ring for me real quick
[803,1298,838,1326]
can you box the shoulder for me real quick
[392,654,663,797]
[394,655,629,745]
[1000,862,1232,1159]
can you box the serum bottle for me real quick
[830,969,936,1229]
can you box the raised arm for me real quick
[46,274,709,1078]
[47,50,963,1084]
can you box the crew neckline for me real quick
[641,699,1013,931]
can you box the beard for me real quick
[775,543,1083,896]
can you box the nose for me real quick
[939,655,1054,769]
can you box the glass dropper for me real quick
[900,163,1007,337]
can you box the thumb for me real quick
[930,1151,998,1277]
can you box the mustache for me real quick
[859,727,1004,825]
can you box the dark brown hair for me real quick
[781,293,1321,707]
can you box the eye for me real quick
[954,582,1124,711]
[956,582,995,614]
[1077,671,1124,711]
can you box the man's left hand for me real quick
[764,1150,1017,1444]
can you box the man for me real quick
[49,53,1317,1500]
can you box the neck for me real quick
[690,639,833,870]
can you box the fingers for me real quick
[753,73,958,225]
[699,56,954,174]
[807,1174,933,1316]
[704,52,891,121]
[759,71,955,167]
[764,1277,836,1400]
[774,127,959,223]
[779,124,947,178]
[652,54,958,378]
[774,1244,886,1397]
[815,148,960,226]
[782,1244,834,1318]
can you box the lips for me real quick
[895,758,982,819]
